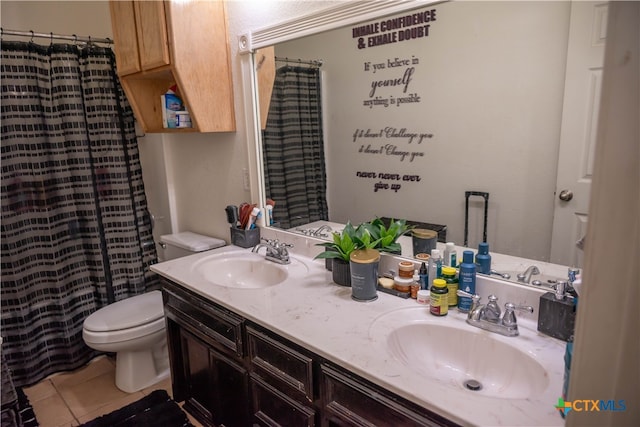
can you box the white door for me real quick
[550,1,608,267]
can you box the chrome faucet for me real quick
[457,290,534,337]
[309,224,332,237]
[252,238,293,265]
[517,265,540,284]
[483,294,502,323]
[490,269,511,280]
[295,224,332,238]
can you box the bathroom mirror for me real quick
[250,1,587,268]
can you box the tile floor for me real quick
[23,355,203,427]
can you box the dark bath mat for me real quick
[79,390,194,427]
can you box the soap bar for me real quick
[537,292,576,341]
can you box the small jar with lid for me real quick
[393,276,413,293]
[417,290,430,305]
[415,252,430,263]
[441,267,458,307]
[398,261,414,278]
[412,229,437,257]
[430,279,448,316]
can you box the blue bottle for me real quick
[476,242,491,275]
[458,250,476,312]
[419,262,429,290]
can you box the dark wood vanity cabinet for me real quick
[161,280,457,427]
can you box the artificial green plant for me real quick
[361,217,413,254]
[314,221,381,262]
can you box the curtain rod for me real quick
[275,56,323,67]
[1,28,113,45]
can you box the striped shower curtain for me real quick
[262,65,328,229]
[1,41,158,387]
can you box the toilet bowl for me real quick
[82,232,225,392]
[83,291,168,393]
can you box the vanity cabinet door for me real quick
[177,327,250,427]
[163,283,249,427]
[320,365,457,427]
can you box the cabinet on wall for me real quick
[162,280,457,427]
[108,1,235,133]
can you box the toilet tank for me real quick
[160,232,225,260]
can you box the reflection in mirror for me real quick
[262,57,328,230]
[255,1,591,269]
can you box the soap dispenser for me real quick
[537,281,576,341]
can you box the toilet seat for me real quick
[83,316,165,345]
[84,290,164,332]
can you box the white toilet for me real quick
[82,232,225,392]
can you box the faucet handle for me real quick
[456,290,481,302]
[503,302,534,313]
[502,302,534,327]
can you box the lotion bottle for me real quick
[443,242,457,267]
[476,242,491,275]
[427,249,442,287]
[458,250,476,313]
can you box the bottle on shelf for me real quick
[458,250,476,313]
[419,261,429,290]
[430,279,448,316]
[427,249,442,287]
[476,242,491,275]
[443,242,457,267]
[441,266,458,307]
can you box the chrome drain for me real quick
[464,379,482,391]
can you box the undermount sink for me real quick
[370,307,550,399]
[192,251,308,289]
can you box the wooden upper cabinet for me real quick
[108,0,235,133]
[134,1,170,71]
[109,1,141,76]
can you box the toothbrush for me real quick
[245,207,260,230]
[265,205,273,226]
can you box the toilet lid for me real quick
[160,232,226,252]
[84,290,164,332]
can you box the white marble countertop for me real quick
[151,243,566,427]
